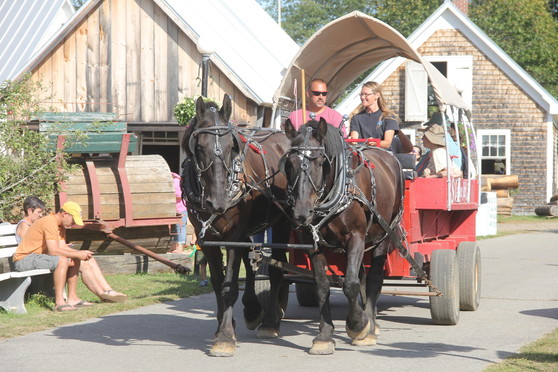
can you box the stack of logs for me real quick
[534,194,558,217]
[481,175,519,216]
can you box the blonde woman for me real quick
[348,81,400,149]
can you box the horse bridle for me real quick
[284,126,331,206]
[188,117,245,211]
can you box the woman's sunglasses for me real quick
[311,91,328,97]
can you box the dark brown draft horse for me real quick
[283,118,405,355]
[181,95,291,357]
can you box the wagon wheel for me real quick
[457,242,481,311]
[429,249,460,325]
[295,281,319,307]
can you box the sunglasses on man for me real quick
[311,90,328,97]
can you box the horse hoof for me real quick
[245,311,264,330]
[346,319,371,341]
[257,327,279,339]
[209,341,236,357]
[309,341,335,355]
[351,334,377,346]
[374,324,380,336]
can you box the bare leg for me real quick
[65,258,82,305]
[53,256,70,308]
[79,258,126,302]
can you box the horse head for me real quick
[181,94,243,214]
[284,117,333,226]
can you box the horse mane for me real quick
[180,100,222,153]
[294,120,345,158]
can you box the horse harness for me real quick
[183,117,286,239]
[285,126,405,252]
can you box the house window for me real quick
[477,129,510,175]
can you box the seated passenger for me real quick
[286,78,346,136]
[421,124,463,178]
[348,81,400,149]
[420,111,462,169]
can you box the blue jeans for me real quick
[251,228,272,243]
[173,211,188,244]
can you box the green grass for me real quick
[483,328,558,371]
[0,272,212,339]
[497,215,549,223]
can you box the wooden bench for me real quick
[0,223,52,314]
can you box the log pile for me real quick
[534,194,558,217]
[481,175,519,215]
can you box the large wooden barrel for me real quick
[60,154,179,255]
[62,155,176,220]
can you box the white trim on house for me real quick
[546,120,555,201]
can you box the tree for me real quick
[469,0,558,97]
[0,75,75,222]
[258,0,441,44]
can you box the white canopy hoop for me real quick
[272,11,470,120]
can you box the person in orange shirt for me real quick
[13,201,126,311]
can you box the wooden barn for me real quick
[337,1,558,215]
[10,0,298,174]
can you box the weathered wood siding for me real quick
[380,29,550,214]
[30,0,258,125]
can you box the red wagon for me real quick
[288,176,480,325]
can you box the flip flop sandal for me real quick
[54,304,77,312]
[99,290,128,303]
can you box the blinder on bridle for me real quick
[187,108,244,208]
[282,126,331,204]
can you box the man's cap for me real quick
[61,201,84,226]
[423,124,446,147]
[418,111,446,132]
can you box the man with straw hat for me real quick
[421,124,463,178]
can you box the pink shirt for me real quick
[172,174,187,213]
[287,106,347,136]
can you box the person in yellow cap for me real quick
[13,200,126,311]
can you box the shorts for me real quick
[14,253,59,271]
[195,250,207,265]
[172,211,188,244]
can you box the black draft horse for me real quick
[181,95,291,357]
[283,118,405,355]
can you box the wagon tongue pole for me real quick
[105,232,191,275]
[92,220,190,274]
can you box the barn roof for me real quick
[336,2,558,121]
[160,0,299,106]
[10,0,299,106]
[0,0,75,84]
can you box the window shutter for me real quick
[405,61,428,122]
[447,56,473,108]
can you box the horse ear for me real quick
[315,117,328,143]
[284,119,297,139]
[195,96,206,121]
[220,94,232,122]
